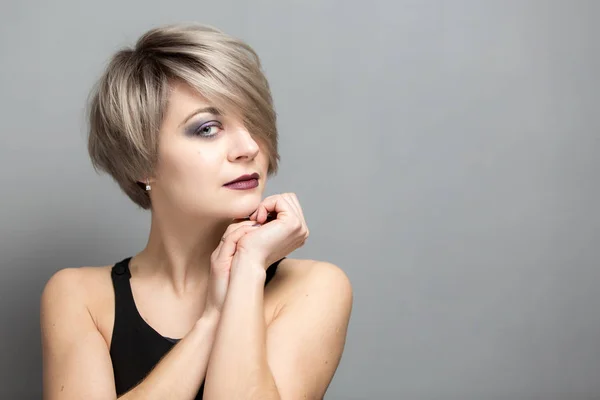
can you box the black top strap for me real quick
[110,257,137,332]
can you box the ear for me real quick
[137,177,155,184]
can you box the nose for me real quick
[227,124,260,162]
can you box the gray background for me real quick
[1,1,599,399]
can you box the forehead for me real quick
[164,80,242,124]
[165,81,211,118]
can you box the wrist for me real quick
[231,256,267,283]
[198,307,221,328]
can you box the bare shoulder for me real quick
[272,258,353,310]
[42,264,112,303]
[41,264,114,332]
[277,258,350,282]
[40,268,84,314]
[40,264,118,398]
[263,258,353,398]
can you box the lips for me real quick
[224,172,259,185]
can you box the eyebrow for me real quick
[178,106,222,127]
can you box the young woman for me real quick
[40,23,352,399]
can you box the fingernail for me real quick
[252,223,261,227]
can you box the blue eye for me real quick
[190,121,222,138]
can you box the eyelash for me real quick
[191,121,222,138]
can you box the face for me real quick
[150,80,269,220]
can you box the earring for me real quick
[145,179,151,191]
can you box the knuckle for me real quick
[228,225,253,241]
[222,222,253,240]
[241,224,256,233]
[226,220,251,231]
[237,237,250,248]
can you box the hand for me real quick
[234,193,310,269]
[204,220,261,316]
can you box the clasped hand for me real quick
[204,193,309,315]
[237,192,309,268]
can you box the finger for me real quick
[220,220,258,249]
[286,193,302,217]
[258,202,270,224]
[255,195,293,224]
[282,193,301,219]
[253,194,282,223]
[281,194,309,243]
[215,223,260,261]
[278,194,304,234]
[249,203,270,221]
[219,224,260,260]
[250,203,267,224]
[225,219,256,233]
[222,220,260,241]
[212,221,257,262]
[283,193,307,230]
[249,207,259,222]
[249,209,258,221]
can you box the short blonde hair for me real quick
[87,23,279,210]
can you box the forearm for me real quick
[119,310,220,400]
[203,263,280,400]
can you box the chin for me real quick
[230,199,263,219]
[229,207,258,220]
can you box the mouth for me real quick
[224,172,260,186]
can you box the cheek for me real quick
[175,150,218,185]
[158,142,218,188]
[158,150,223,212]
[255,147,269,169]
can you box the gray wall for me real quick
[1,1,599,399]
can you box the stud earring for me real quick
[145,179,151,191]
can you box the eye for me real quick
[191,121,222,138]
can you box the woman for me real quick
[40,23,353,399]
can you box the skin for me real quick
[40,79,353,399]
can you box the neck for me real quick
[131,209,233,296]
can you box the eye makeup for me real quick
[185,119,223,138]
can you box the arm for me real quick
[203,261,353,400]
[41,267,220,400]
[119,310,219,400]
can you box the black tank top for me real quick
[109,256,283,398]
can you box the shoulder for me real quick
[278,258,352,287]
[262,259,353,398]
[41,264,111,301]
[275,258,353,312]
[41,267,85,306]
[40,264,113,327]
[40,265,118,398]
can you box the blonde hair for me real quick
[87,23,279,210]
